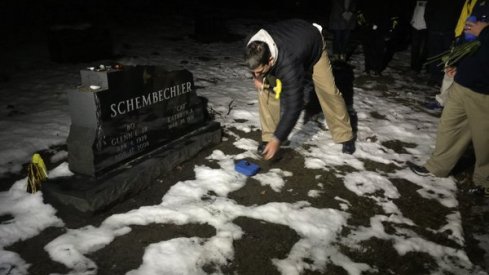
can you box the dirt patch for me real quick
[222,217,300,274]
[381,140,417,155]
[89,223,216,274]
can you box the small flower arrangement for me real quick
[425,40,481,68]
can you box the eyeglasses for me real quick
[251,64,270,78]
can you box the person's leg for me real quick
[362,42,372,73]
[373,32,386,73]
[466,89,489,188]
[426,31,451,85]
[411,27,422,72]
[418,29,428,72]
[411,28,428,72]
[425,83,472,176]
[361,30,373,73]
[332,30,342,59]
[341,29,351,54]
[258,89,280,142]
[303,76,322,124]
[380,34,394,73]
[340,29,351,61]
[312,49,353,143]
[337,30,350,58]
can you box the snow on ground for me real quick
[0,15,488,275]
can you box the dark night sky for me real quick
[0,0,331,28]
[0,0,334,78]
[0,0,333,56]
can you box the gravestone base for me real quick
[42,121,221,214]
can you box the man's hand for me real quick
[444,66,457,78]
[262,138,280,160]
[465,21,489,37]
[253,77,264,91]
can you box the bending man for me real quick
[244,19,355,160]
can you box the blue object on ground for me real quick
[235,160,261,176]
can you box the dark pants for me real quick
[426,30,453,85]
[410,28,428,72]
[362,29,386,73]
[332,29,352,56]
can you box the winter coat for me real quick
[455,1,489,94]
[253,19,324,142]
[356,0,393,33]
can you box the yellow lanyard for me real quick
[455,0,478,37]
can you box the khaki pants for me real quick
[425,82,489,187]
[258,49,353,143]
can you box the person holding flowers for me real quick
[410,1,489,197]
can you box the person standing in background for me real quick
[357,0,403,75]
[328,0,357,61]
[410,0,428,73]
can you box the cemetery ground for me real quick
[1,11,489,274]
[3,72,489,274]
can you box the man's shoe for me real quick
[257,142,267,155]
[409,163,432,176]
[342,140,356,154]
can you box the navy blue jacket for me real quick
[455,1,489,95]
[455,26,489,94]
[263,19,323,141]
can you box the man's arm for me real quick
[262,64,305,160]
[272,64,305,142]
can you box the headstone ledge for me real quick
[42,65,222,214]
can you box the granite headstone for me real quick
[43,65,222,213]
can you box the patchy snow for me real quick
[0,15,487,275]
